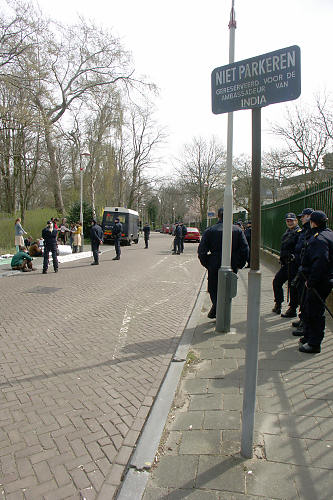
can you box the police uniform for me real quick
[143,224,150,248]
[112,219,122,260]
[90,221,104,265]
[173,223,182,254]
[298,211,333,353]
[198,213,249,317]
[291,208,314,333]
[42,222,59,273]
[272,213,301,316]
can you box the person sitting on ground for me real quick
[11,246,35,272]
[29,240,43,257]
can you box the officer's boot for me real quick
[272,303,281,314]
[281,307,297,318]
[292,319,302,328]
[207,305,216,319]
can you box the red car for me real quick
[184,227,200,242]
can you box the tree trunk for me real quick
[44,124,64,213]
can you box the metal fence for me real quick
[261,178,333,254]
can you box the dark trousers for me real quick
[208,269,218,309]
[144,237,149,248]
[91,241,100,263]
[273,263,298,308]
[302,283,332,346]
[43,246,58,271]
[115,238,121,258]
[180,237,184,253]
[173,236,181,253]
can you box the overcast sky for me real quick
[35,0,332,174]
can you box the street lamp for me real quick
[172,207,175,224]
[79,152,90,252]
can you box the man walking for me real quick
[42,221,58,274]
[112,217,122,260]
[272,213,301,317]
[172,222,182,255]
[90,219,103,265]
[180,222,187,253]
[198,207,249,319]
[143,222,150,249]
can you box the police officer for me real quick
[180,222,187,253]
[90,219,103,265]
[112,217,122,260]
[272,213,301,317]
[290,208,314,336]
[143,222,150,249]
[244,221,251,267]
[298,210,333,353]
[172,222,182,255]
[198,207,249,319]
[42,220,58,274]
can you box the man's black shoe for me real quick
[112,257,120,260]
[54,269,58,273]
[299,337,307,344]
[207,306,216,319]
[281,308,297,318]
[292,327,303,336]
[42,270,47,274]
[292,319,302,328]
[299,343,321,354]
[91,262,99,265]
[272,303,281,314]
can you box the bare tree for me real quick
[176,136,226,224]
[273,103,329,188]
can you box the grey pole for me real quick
[79,158,84,253]
[241,107,262,458]
[216,0,236,333]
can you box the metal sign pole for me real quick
[241,107,262,458]
[216,0,236,333]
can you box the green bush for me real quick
[0,208,55,254]
[67,201,94,240]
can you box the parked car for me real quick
[184,227,200,242]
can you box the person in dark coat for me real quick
[112,217,122,260]
[244,221,251,267]
[42,221,59,274]
[297,211,333,353]
[180,222,187,253]
[198,207,249,319]
[143,223,150,249]
[172,223,182,255]
[290,208,314,336]
[272,213,301,317]
[90,219,104,265]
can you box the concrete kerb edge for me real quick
[115,271,207,500]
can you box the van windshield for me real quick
[104,213,126,224]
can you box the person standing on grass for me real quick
[14,218,27,252]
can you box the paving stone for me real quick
[183,378,208,394]
[196,455,245,493]
[189,394,223,411]
[254,412,281,434]
[167,489,219,499]
[264,434,311,466]
[204,410,240,430]
[151,455,199,488]
[207,379,240,394]
[180,430,220,454]
[279,414,322,439]
[170,411,204,431]
[292,464,333,499]
[246,461,297,499]
[305,438,333,468]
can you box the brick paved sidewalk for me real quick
[142,259,333,500]
[0,235,204,499]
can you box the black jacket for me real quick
[300,227,333,288]
[90,223,103,243]
[294,221,311,267]
[42,227,58,247]
[198,221,249,273]
[112,222,122,239]
[279,226,301,265]
[143,225,150,238]
[181,225,187,237]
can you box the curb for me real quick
[115,272,207,499]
